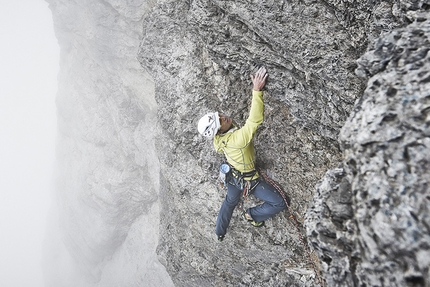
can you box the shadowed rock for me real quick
[307,11,430,287]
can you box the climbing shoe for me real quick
[242,211,265,227]
[218,235,225,242]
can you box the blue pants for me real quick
[215,177,288,236]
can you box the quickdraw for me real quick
[241,180,259,200]
[243,181,250,199]
[237,181,254,215]
[258,167,325,287]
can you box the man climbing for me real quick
[197,67,288,241]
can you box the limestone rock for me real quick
[137,1,427,286]
[307,11,430,287]
[44,0,430,286]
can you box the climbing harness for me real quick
[231,167,257,180]
[232,169,259,202]
[219,164,260,214]
[257,167,325,287]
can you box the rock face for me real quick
[306,11,430,287]
[45,0,429,286]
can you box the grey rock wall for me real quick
[45,0,430,286]
[306,11,430,287]
[137,0,428,286]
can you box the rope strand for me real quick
[258,168,324,287]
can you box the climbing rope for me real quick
[258,168,325,287]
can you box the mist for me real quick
[0,1,58,287]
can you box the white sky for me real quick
[0,1,59,286]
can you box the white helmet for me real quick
[197,112,220,138]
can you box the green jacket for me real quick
[213,90,264,179]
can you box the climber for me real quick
[197,67,288,242]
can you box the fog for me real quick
[0,1,58,287]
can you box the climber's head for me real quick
[198,112,233,138]
[198,112,220,138]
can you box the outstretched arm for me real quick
[251,67,268,91]
[228,67,266,148]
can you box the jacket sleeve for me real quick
[229,90,264,148]
[213,139,223,153]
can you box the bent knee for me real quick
[276,195,289,209]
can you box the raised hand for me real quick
[250,67,268,91]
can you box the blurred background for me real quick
[0,1,58,286]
